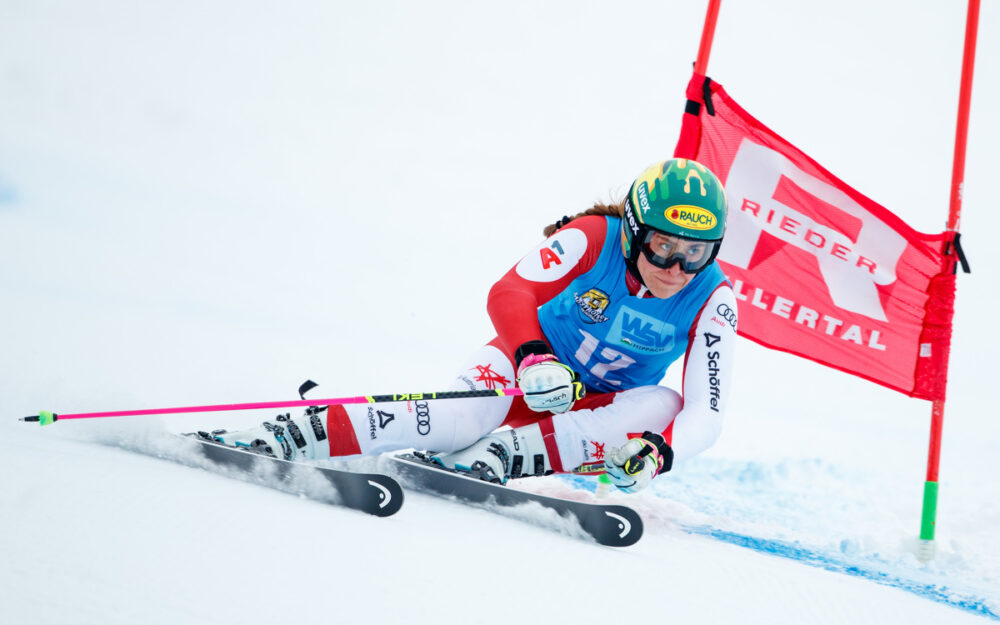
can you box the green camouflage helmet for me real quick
[621,158,728,264]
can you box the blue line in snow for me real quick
[556,474,996,619]
[684,525,998,620]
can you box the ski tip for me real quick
[21,411,57,426]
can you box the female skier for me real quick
[213,158,737,493]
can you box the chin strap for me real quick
[624,262,650,296]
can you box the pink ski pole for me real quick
[20,387,524,426]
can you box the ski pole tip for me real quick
[20,411,57,426]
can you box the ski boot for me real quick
[430,423,553,484]
[205,406,330,462]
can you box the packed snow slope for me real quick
[1,2,998,623]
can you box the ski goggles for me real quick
[640,230,722,274]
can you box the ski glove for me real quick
[604,431,673,494]
[515,349,585,414]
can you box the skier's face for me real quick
[636,250,694,299]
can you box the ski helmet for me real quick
[621,158,728,275]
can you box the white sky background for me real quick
[1,0,994,481]
[0,2,998,621]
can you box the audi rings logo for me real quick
[415,400,431,436]
[716,303,738,330]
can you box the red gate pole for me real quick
[919,0,980,562]
[694,0,722,75]
[673,0,723,160]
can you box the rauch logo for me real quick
[665,205,716,231]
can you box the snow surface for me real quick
[1,1,998,623]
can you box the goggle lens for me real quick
[640,231,720,274]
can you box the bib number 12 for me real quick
[572,329,635,386]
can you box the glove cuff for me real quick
[641,431,674,474]
[514,340,554,369]
[517,353,558,377]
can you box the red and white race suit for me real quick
[325,215,737,475]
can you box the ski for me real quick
[178,434,404,517]
[390,453,642,547]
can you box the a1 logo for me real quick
[515,228,587,282]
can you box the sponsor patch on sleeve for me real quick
[515,228,587,282]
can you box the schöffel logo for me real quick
[377,410,394,429]
[707,350,722,413]
[367,407,377,440]
[665,205,716,231]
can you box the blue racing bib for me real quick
[538,217,727,393]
